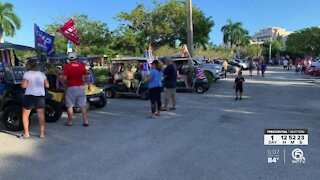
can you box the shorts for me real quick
[23,95,45,110]
[235,86,243,93]
[65,86,87,108]
[164,88,176,99]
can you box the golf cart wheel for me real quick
[74,102,90,113]
[140,90,149,100]
[95,95,107,108]
[196,86,205,94]
[105,88,115,98]
[2,105,23,131]
[45,100,63,123]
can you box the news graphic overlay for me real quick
[264,129,308,146]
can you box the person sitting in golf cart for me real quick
[134,63,144,82]
[122,64,135,91]
[114,64,124,84]
[177,64,189,88]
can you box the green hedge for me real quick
[204,71,214,86]
[93,68,109,86]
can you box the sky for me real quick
[3,0,320,47]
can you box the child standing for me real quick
[234,71,245,101]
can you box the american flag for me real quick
[181,44,189,57]
[196,67,207,80]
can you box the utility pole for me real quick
[269,36,272,62]
[186,0,194,57]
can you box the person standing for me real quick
[146,60,163,118]
[21,60,49,138]
[283,59,288,69]
[162,57,177,111]
[63,53,92,126]
[256,58,262,76]
[223,59,228,78]
[233,71,245,101]
[301,60,307,74]
[295,58,301,74]
[261,61,267,77]
[288,59,291,70]
[248,59,254,76]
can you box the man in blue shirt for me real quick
[162,57,177,111]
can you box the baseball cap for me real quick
[151,60,159,65]
[164,56,172,62]
[68,52,77,60]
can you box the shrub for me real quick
[93,68,109,86]
[204,71,214,86]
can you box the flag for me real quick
[144,44,153,63]
[148,44,153,62]
[181,44,189,57]
[57,19,80,45]
[34,24,55,55]
[196,67,206,80]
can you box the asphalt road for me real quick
[1,66,320,180]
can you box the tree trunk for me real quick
[0,31,4,43]
[100,56,104,67]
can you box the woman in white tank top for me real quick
[21,60,49,139]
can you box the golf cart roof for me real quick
[48,54,94,61]
[0,43,36,51]
[159,56,192,61]
[111,57,148,62]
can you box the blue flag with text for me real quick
[34,24,55,55]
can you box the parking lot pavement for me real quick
[1,66,320,180]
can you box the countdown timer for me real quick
[264,129,308,145]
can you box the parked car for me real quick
[306,60,320,76]
[194,59,224,80]
[228,59,242,69]
[306,66,320,76]
[235,59,249,70]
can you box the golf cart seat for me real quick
[177,78,184,82]
[47,74,58,90]
[114,80,123,85]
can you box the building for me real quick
[251,27,292,49]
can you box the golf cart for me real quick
[158,56,209,94]
[103,57,150,100]
[45,54,107,113]
[0,43,63,131]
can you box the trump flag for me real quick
[34,24,55,55]
[57,19,80,45]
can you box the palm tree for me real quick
[221,20,248,48]
[0,2,21,43]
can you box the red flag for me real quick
[57,19,80,45]
[181,44,188,57]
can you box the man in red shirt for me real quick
[63,53,92,126]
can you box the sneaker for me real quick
[235,98,238,101]
[240,97,242,100]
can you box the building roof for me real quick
[0,43,35,51]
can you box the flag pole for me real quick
[184,44,194,67]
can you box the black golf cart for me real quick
[103,57,150,100]
[158,56,209,94]
[0,43,63,131]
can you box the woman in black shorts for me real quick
[21,60,49,138]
